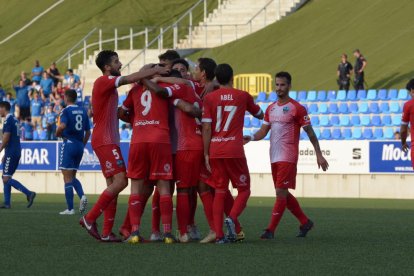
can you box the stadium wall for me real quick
[4,141,414,199]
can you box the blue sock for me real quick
[8,179,31,196]
[3,181,11,206]
[64,183,74,210]
[72,178,84,199]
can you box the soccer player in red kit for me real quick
[401,79,414,165]
[202,64,264,244]
[79,50,168,241]
[193,58,218,99]
[244,71,329,239]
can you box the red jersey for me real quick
[202,87,261,158]
[168,83,203,151]
[122,83,170,144]
[402,99,414,141]
[190,80,205,98]
[91,75,121,148]
[264,99,310,164]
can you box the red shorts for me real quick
[127,143,173,180]
[175,150,203,188]
[93,144,126,178]
[207,158,250,190]
[271,162,297,189]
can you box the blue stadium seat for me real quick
[243,129,251,136]
[298,91,307,102]
[314,128,321,139]
[358,102,369,114]
[363,128,373,139]
[330,115,340,126]
[374,128,384,140]
[382,115,392,126]
[390,102,400,113]
[302,104,308,111]
[321,129,332,140]
[251,117,262,128]
[351,115,361,126]
[328,103,339,114]
[371,115,381,126]
[398,89,408,100]
[349,103,358,113]
[357,90,367,100]
[361,115,371,126]
[289,91,297,100]
[384,128,394,139]
[268,92,277,102]
[319,115,330,126]
[118,94,127,105]
[259,102,268,112]
[244,116,251,128]
[339,115,350,126]
[352,128,363,140]
[311,116,319,126]
[332,128,342,139]
[337,90,346,101]
[33,131,40,141]
[378,89,388,100]
[318,103,328,114]
[369,102,380,114]
[380,102,390,113]
[317,91,327,101]
[120,130,129,140]
[327,90,336,101]
[366,89,377,100]
[308,103,318,114]
[338,102,349,114]
[342,129,352,140]
[256,92,267,102]
[392,115,401,126]
[265,131,271,140]
[347,90,357,101]
[388,89,398,100]
[307,91,317,102]
[300,130,308,140]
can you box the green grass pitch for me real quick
[0,194,413,275]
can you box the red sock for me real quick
[267,196,287,232]
[120,208,131,232]
[176,192,190,235]
[287,193,308,225]
[213,190,226,239]
[224,190,234,217]
[129,194,144,232]
[102,197,118,237]
[151,189,161,233]
[189,189,197,226]
[85,190,116,222]
[159,194,173,234]
[199,191,214,230]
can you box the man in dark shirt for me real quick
[353,49,367,90]
[48,62,61,86]
[337,54,353,91]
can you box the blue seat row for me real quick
[304,102,401,114]
[309,114,402,127]
[300,127,398,140]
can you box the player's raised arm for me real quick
[153,76,193,87]
[246,93,264,119]
[173,99,201,118]
[118,66,169,87]
[142,78,170,98]
[303,125,329,171]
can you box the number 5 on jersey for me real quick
[216,105,237,132]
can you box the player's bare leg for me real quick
[198,181,216,243]
[261,188,288,240]
[157,180,176,243]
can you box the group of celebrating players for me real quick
[0,48,329,244]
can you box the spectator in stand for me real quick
[353,49,367,90]
[337,54,353,91]
[13,80,30,120]
[394,131,401,140]
[64,69,80,89]
[29,91,44,130]
[48,62,61,85]
[40,71,54,100]
[74,81,84,106]
[21,117,34,141]
[30,81,41,92]
[20,71,32,86]
[5,92,16,117]
[44,105,58,140]
[53,94,65,114]
[31,60,44,83]
[55,81,65,99]
[0,84,5,100]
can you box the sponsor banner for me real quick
[79,142,130,171]
[369,141,413,173]
[245,140,370,174]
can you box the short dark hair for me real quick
[353,49,361,53]
[95,50,118,72]
[215,63,233,85]
[198,58,217,81]
[406,79,414,91]
[275,71,292,84]
[0,101,11,111]
[67,68,73,73]
[342,53,348,58]
[158,50,180,61]
[169,69,183,78]
[65,89,77,103]
[172,58,189,70]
